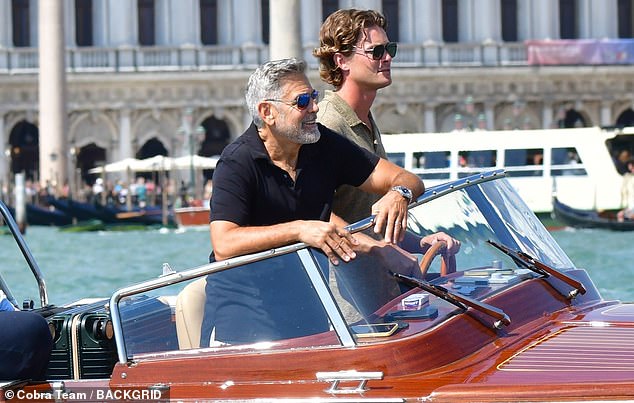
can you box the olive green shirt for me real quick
[317,90,388,224]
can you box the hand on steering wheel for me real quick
[418,240,457,278]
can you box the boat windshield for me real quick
[112,174,577,360]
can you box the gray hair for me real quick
[245,58,307,128]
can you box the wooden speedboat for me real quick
[174,205,210,227]
[553,196,634,231]
[3,170,634,402]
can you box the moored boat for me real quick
[3,170,634,401]
[173,205,209,227]
[552,196,634,230]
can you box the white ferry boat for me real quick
[382,126,634,214]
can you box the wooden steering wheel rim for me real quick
[418,240,457,278]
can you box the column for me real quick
[300,0,321,64]
[542,101,553,129]
[269,0,302,60]
[424,104,437,133]
[484,102,495,130]
[0,0,11,47]
[217,0,233,45]
[415,0,442,41]
[600,101,612,127]
[170,0,198,44]
[339,0,381,9]
[233,0,262,64]
[0,0,10,71]
[532,0,558,39]
[38,0,68,193]
[472,0,500,65]
[587,0,617,38]
[169,0,199,65]
[93,0,107,46]
[29,0,38,46]
[107,0,137,69]
[119,108,132,161]
[64,0,75,46]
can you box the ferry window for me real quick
[464,150,496,167]
[458,150,496,178]
[415,151,450,180]
[387,152,405,168]
[505,148,543,177]
[551,147,586,176]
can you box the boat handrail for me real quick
[0,199,48,307]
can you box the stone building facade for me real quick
[1,0,634,194]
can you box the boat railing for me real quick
[0,200,48,307]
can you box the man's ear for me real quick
[333,52,350,72]
[258,101,276,126]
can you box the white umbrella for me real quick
[135,155,174,171]
[87,157,144,174]
[171,155,219,170]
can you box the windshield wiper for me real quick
[391,272,511,329]
[487,240,586,299]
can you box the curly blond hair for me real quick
[313,9,387,89]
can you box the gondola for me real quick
[552,196,634,231]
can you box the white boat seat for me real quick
[175,277,207,349]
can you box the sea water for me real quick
[1,225,633,306]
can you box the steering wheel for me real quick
[418,240,457,278]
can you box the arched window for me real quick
[11,0,30,47]
[442,0,459,43]
[501,0,518,42]
[138,0,155,46]
[559,0,578,39]
[382,0,399,42]
[200,0,218,45]
[618,0,634,38]
[75,0,93,46]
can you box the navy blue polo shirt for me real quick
[209,122,380,226]
[201,122,380,346]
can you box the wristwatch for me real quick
[391,185,413,204]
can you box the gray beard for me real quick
[277,116,321,144]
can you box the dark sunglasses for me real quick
[265,89,319,110]
[355,42,398,60]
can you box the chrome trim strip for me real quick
[110,222,374,363]
[297,249,355,347]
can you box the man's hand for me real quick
[298,221,359,265]
[420,232,461,256]
[371,190,410,244]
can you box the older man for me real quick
[200,58,424,346]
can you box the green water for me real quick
[1,225,633,306]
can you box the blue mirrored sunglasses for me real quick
[266,89,319,110]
